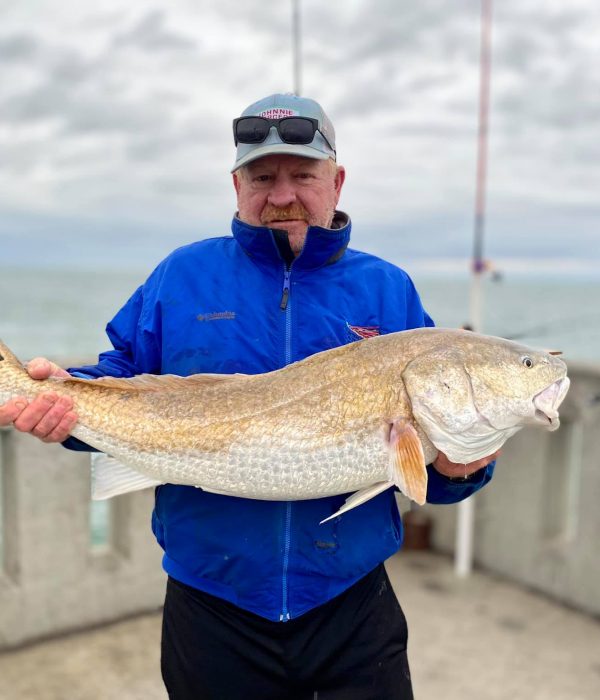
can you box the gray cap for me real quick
[231,93,336,172]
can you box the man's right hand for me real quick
[0,358,78,443]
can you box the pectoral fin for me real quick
[388,418,427,505]
[319,419,427,524]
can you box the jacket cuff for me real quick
[425,461,495,504]
[61,369,98,452]
[62,436,99,452]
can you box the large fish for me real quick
[0,329,569,521]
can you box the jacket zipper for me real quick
[280,267,291,311]
[280,262,293,621]
[280,501,292,621]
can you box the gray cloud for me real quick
[112,10,197,52]
[3,80,172,137]
[48,50,102,87]
[341,2,476,63]
[0,32,39,60]
[204,0,290,35]
[124,118,223,161]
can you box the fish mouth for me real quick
[532,377,570,430]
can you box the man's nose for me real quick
[267,177,297,207]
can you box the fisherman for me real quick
[0,94,498,700]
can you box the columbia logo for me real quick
[197,311,236,322]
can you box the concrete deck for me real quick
[0,550,598,699]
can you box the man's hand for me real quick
[432,449,501,480]
[0,358,78,443]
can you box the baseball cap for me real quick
[231,93,336,172]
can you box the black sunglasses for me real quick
[233,116,335,153]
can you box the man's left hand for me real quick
[432,450,501,480]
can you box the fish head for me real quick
[401,330,570,463]
[462,335,569,432]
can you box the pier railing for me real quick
[1,363,599,649]
[0,429,165,649]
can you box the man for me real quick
[0,94,497,699]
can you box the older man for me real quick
[0,94,496,700]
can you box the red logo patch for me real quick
[347,324,380,339]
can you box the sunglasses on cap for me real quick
[233,116,335,153]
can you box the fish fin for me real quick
[319,482,394,524]
[64,371,249,392]
[388,418,428,505]
[91,453,163,499]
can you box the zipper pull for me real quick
[280,269,291,310]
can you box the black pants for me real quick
[161,564,413,700]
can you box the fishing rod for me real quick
[292,0,302,95]
[456,0,494,579]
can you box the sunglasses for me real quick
[233,116,335,153]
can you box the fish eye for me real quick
[521,356,534,368]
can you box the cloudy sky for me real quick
[1,0,598,273]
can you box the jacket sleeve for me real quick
[404,275,435,330]
[425,461,495,504]
[62,274,163,452]
[67,282,162,380]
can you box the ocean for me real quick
[1,265,599,365]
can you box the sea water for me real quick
[0,266,599,364]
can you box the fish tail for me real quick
[0,339,31,404]
[0,338,23,367]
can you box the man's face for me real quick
[233,154,345,256]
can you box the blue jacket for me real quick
[66,212,494,621]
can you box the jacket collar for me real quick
[231,211,351,271]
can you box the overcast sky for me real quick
[1,0,598,273]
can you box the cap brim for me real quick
[231,142,330,173]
